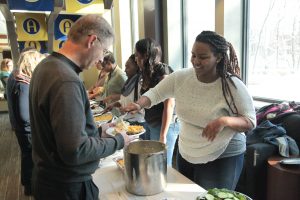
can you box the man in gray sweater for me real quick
[29,14,131,200]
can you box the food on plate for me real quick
[127,125,145,135]
[93,113,113,122]
[114,119,145,135]
[196,188,249,200]
[117,158,124,168]
[105,117,145,136]
[113,157,125,171]
[114,119,130,133]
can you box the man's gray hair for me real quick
[67,14,114,45]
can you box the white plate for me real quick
[106,127,146,137]
[106,127,118,136]
[90,100,98,105]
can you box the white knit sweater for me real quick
[144,68,256,164]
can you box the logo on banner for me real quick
[59,40,65,48]
[54,14,81,40]
[8,0,53,11]
[25,41,41,51]
[15,13,47,41]
[77,0,93,4]
[23,18,40,34]
[65,0,104,13]
[53,39,66,51]
[59,19,74,36]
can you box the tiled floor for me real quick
[0,99,8,113]
[0,113,33,200]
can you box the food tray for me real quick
[93,113,113,122]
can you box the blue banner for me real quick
[18,41,48,54]
[8,0,54,12]
[54,14,81,40]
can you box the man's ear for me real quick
[87,35,97,48]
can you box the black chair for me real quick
[236,113,300,200]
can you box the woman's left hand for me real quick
[202,117,226,142]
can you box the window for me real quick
[183,0,215,68]
[247,0,300,102]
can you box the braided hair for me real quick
[195,31,241,114]
[135,38,161,89]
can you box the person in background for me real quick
[0,58,13,99]
[101,51,127,107]
[123,31,256,190]
[6,49,45,195]
[105,54,145,124]
[29,14,133,200]
[126,38,179,166]
[88,60,108,100]
[6,47,37,130]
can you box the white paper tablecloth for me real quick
[93,151,206,200]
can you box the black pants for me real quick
[33,178,99,200]
[14,131,33,187]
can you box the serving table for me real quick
[92,151,206,200]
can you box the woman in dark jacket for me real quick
[6,50,44,195]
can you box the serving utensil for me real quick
[118,112,128,120]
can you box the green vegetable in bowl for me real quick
[196,188,249,200]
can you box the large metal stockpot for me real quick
[124,140,167,196]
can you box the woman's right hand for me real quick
[103,103,114,113]
[121,102,141,114]
[202,117,226,142]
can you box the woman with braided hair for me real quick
[123,30,256,190]
[133,38,179,167]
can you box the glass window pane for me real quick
[248,0,300,102]
[184,0,215,68]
